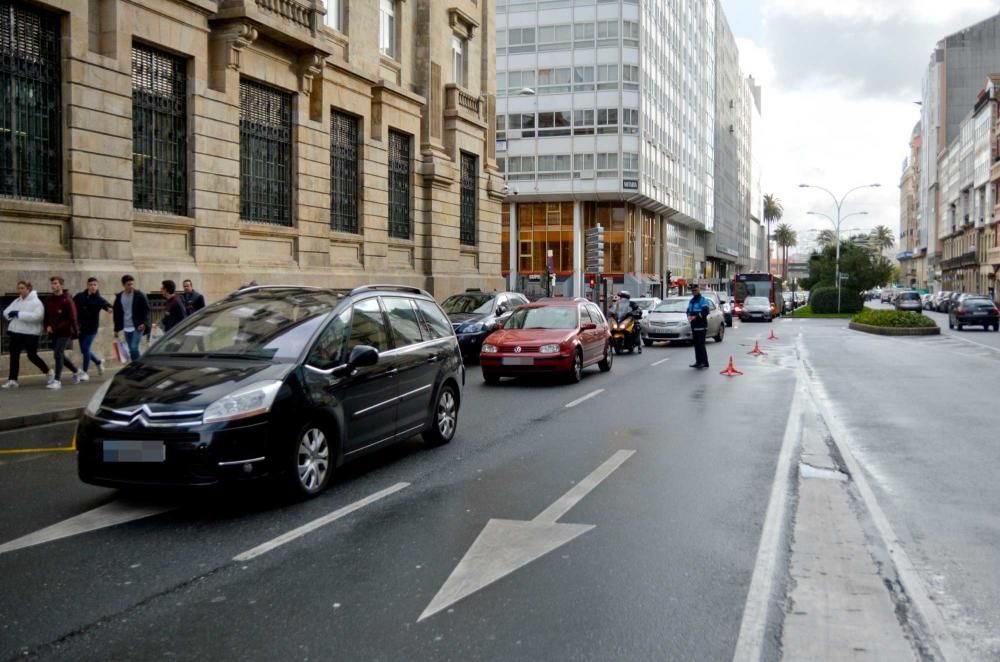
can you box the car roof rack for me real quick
[349,284,431,297]
[233,285,323,294]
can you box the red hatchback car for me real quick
[479,298,613,384]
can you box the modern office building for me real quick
[0,0,503,311]
[496,0,721,298]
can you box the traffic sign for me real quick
[584,224,605,274]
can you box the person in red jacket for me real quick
[43,276,81,389]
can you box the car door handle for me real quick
[386,368,398,376]
[426,355,439,363]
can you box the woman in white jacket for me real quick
[2,281,53,388]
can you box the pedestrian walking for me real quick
[687,284,711,369]
[43,276,81,388]
[1,281,52,388]
[159,280,188,332]
[113,275,151,362]
[181,279,206,315]
[73,277,113,378]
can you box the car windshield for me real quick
[964,299,994,307]
[441,294,494,315]
[633,299,657,310]
[746,297,769,306]
[900,292,920,300]
[147,290,339,361]
[653,298,689,313]
[505,306,578,329]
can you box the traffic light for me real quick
[589,276,596,288]
[584,225,605,274]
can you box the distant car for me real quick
[948,297,999,331]
[894,291,922,313]
[480,299,612,384]
[640,296,725,345]
[700,291,732,327]
[741,296,773,322]
[630,297,661,318]
[932,291,952,312]
[921,293,934,309]
[440,289,529,360]
[880,289,893,304]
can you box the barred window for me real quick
[0,2,61,202]
[330,109,359,233]
[460,152,477,246]
[388,130,411,239]
[240,80,292,225]
[132,45,187,215]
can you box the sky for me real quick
[723,0,1000,256]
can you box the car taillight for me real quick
[992,309,1000,315]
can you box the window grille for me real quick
[239,80,292,225]
[132,45,187,215]
[460,152,477,246]
[330,110,359,233]
[0,1,61,202]
[388,130,411,239]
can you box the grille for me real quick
[388,130,411,239]
[239,79,291,225]
[500,344,541,353]
[0,1,61,202]
[330,109,359,233]
[97,404,204,429]
[460,152,477,245]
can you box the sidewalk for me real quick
[0,365,123,432]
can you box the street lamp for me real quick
[799,183,881,311]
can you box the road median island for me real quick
[849,309,940,336]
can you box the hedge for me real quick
[851,308,936,328]
[809,286,863,314]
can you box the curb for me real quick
[0,407,83,433]
[848,321,940,336]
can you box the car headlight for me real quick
[723,304,731,313]
[539,344,560,354]
[84,379,114,417]
[482,344,497,353]
[460,322,485,334]
[202,380,283,424]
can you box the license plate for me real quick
[102,440,165,463]
[502,356,534,366]
[973,311,986,315]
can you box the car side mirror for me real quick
[581,322,597,331]
[348,345,378,368]
[496,305,507,315]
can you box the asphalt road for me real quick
[1,312,996,660]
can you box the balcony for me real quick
[988,246,1000,267]
[213,0,330,52]
[940,250,978,271]
[444,84,483,125]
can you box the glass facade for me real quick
[239,79,291,225]
[582,202,635,275]
[517,202,574,274]
[501,202,510,272]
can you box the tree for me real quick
[800,241,893,294]
[815,229,838,249]
[774,223,797,277]
[762,194,783,271]
[870,225,895,256]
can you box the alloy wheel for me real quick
[436,388,457,441]
[297,427,330,493]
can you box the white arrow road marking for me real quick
[0,499,174,556]
[419,449,635,622]
[564,388,604,408]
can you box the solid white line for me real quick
[0,500,174,556]
[233,482,410,562]
[564,388,604,409]
[942,330,1000,354]
[533,450,635,524]
[803,362,965,662]
[732,361,805,662]
[650,358,669,366]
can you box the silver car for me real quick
[630,297,661,319]
[740,296,773,322]
[894,290,922,313]
[640,296,726,346]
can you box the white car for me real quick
[630,297,661,318]
[640,296,726,345]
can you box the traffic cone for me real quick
[748,340,766,356]
[768,329,779,341]
[720,355,743,376]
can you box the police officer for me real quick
[687,284,710,368]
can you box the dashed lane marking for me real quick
[564,389,605,409]
[650,358,669,366]
[234,482,410,562]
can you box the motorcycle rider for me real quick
[611,291,642,354]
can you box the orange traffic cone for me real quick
[720,355,743,376]
[768,329,779,341]
[748,340,766,356]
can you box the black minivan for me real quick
[77,285,464,498]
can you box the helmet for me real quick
[618,291,631,299]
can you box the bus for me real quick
[732,273,785,317]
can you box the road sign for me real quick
[584,225,605,274]
[840,273,849,280]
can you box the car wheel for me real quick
[598,343,613,372]
[957,324,963,331]
[948,318,954,329]
[288,423,333,498]
[613,338,623,355]
[642,338,653,347]
[482,370,500,385]
[423,384,458,446]
[714,324,724,343]
[994,324,999,332]
[567,349,584,383]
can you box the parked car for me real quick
[640,296,725,345]
[948,297,999,331]
[741,296,773,322]
[921,293,934,309]
[630,297,661,318]
[77,285,465,498]
[480,298,612,384]
[700,291,731,327]
[440,289,529,360]
[943,291,963,313]
[894,290,922,313]
[933,291,952,312]
[880,289,894,304]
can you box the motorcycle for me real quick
[609,304,642,355]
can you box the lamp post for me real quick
[799,184,881,311]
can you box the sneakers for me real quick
[73,370,90,384]
[96,361,105,377]
[46,380,62,390]
[0,379,18,389]
[46,369,55,385]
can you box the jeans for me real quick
[124,330,142,361]
[52,336,79,380]
[692,328,709,366]
[6,333,49,381]
[79,333,102,372]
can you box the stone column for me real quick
[572,200,582,297]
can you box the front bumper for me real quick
[642,325,691,340]
[457,331,489,358]
[480,353,573,375]
[76,414,278,488]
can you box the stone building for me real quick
[0,0,503,319]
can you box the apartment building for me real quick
[897,122,923,289]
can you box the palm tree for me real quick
[870,225,895,257]
[774,223,797,277]
[762,194,783,272]
[815,229,838,249]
